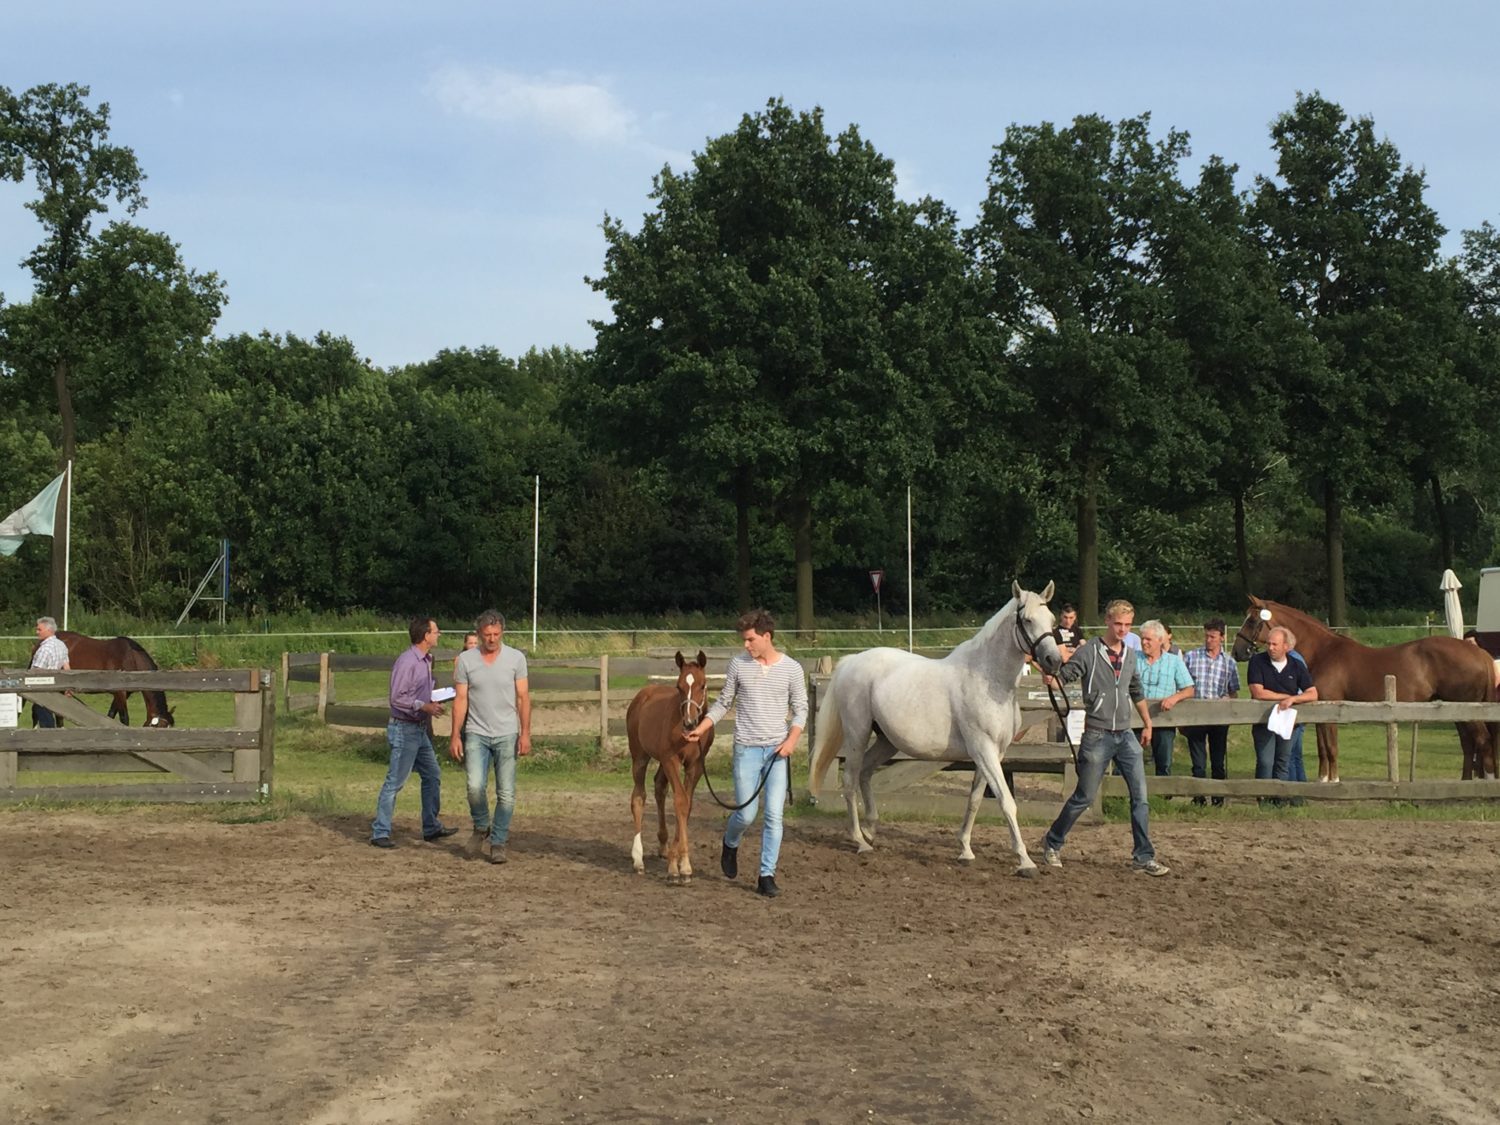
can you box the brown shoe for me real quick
[467,831,490,858]
[488,844,508,864]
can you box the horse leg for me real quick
[842,744,873,853]
[856,735,900,846]
[1317,725,1338,783]
[630,752,650,874]
[654,766,671,858]
[108,691,130,725]
[660,756,692,885]
[970,743,1037,877]
[957,771,986,864]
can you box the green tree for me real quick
[1,82,222,617]
[588,99,969,631]
[970,113,1200,623]
[1251,92,1445,623]
[1159,155,1319,596]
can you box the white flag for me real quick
[0,471,66,556]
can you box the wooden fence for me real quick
[0,667,275,803]
[286,648,813,746]
[812,671,1500,813]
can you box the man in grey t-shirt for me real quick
[450,610,531,863]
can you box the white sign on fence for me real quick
[0,692,18,728]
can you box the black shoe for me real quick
[423,825,460,841]
[720,840,738,880]
[756,874,781,898]
[370,837,395,849]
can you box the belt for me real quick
[391,716,426,725]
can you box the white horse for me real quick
[808,581,1063,877]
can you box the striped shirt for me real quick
[706,652,809,745]
[1182,648,1240,700]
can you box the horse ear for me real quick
[675,651,685,669]
[1040,580,1055,602]
[1012,579,1022,602]
[696,650,708,669]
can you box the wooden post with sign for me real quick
[869,569,884,631]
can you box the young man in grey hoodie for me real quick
[1040,598,1170,876]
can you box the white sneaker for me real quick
[1132,859,1170,877]
[1042,846,1063,868]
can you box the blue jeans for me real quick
[1251,723,1300,781]
[1045,728,1155,865]
[724,742,789,877]
[1149,727,1175,776]
[33,702,59,729]
[1288,726,1307,782]
[371,720,443,841]
[464,732,518,845]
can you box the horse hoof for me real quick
[1014,865,1039,879]
[855,842,875,855]
[957,855,973,866]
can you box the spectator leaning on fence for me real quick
[30,616,70,728]
[1181,618,1241,806]
[1246,625,1317,798]
[1136,620,1195,778]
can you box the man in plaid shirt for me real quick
[1181,618,1241,806]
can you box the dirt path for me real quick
[3,807,1498,1123]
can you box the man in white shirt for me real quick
[30,616,70,728]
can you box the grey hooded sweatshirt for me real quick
[1056,636,1145,733]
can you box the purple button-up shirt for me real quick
[389,645,434,724]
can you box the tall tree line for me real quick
[3,85,1498,626]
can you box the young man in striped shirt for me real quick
[687,609,808,898]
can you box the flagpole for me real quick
[906,485,913,654]
[63,460,73,631]
[531,474,540,650]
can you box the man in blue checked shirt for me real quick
[1181,618,1241,806]
[1137,621,1194,777]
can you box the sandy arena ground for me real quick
[3,801,1499,1124]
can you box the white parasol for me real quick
[1440,569,1465,639]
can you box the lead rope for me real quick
[701,750,782,812]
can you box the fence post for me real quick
[317,652,330,722]
[1408,723,1419,782]
[259,668,276,797]
[1385,674,1399,782]
[233,686,260,782]
[281,651,290,714]
[599,653,610,750]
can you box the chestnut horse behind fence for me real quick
[1230,597,1495,781]
[57,631,175,728]
[627,650,714,884]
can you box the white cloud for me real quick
[428,64,635,144]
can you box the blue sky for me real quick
[3,1,1496,369]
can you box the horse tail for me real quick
[809,672,845,799]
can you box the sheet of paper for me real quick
[1065,710,1085,744]
[431,686,456,703]
[0,692,18,728]
[1267,705,1297,739]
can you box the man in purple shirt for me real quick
[371,616,459,848]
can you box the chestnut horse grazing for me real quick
[57,631,175,728]
[627,651,715,884]
[1231,597,1496,781]
[809,581,1064,875]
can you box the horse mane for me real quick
[945,598,1018,662]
